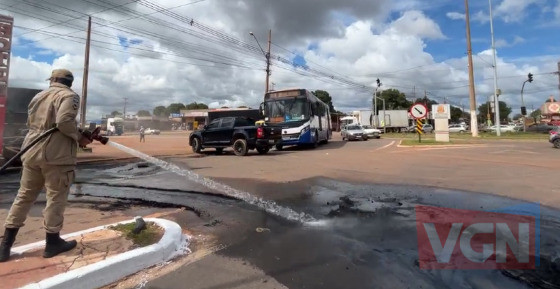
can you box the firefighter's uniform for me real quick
[4,70,82,234]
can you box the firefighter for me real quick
[0,69,92,262]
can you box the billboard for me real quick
[0,14,13,156]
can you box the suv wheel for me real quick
[191,137,202,153]
[554,139,560,149]
[233,139,248,156]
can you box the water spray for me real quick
[106,141,317,224]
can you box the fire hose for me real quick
[0,126,108,175]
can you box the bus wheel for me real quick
[275,144,283,151]
[312,130,319,148]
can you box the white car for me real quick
[488,125,517,133]
[448,124,468,133]
[361,125,381,139]
[144,128,160,135]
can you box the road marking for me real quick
[489,149,539,154]
[375,141,395,151]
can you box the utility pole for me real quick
[123,97,128,118]
[465,0,479,137]
[80,16,91,129]
[265,29,271,93]
[489,0,500,136]
[249,30,271,94]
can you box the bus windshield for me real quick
[265,98,309,123]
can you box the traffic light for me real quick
[528,73,533,83]
[521,106,527,116]
[376,78,381,87]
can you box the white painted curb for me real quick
[15,218,187,289]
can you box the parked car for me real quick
[144,128,160,135]
[487,125,517,133]
[189,116,281,156]
[341,124,368,141]
[361,125,381,139]
[526,123,557,134]
[406,124,433,133]
[550,127,560,149]
[422,124,434,133]
[448,124,468,133]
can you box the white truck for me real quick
[375,110,410,132]
[351,110,373,126]
[106,117,124,136]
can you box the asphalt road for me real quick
[140,134,559,289]
[2,133,558,289]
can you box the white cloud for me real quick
[388,11,445,40]
[495,0,539,23]
[4,0,558,119]
[446,12,465,20]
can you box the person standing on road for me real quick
[139,126,145,142]
[0,69,92,262]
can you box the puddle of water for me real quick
[106,141,316,223]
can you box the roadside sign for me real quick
[415,119,424,134]
[410,103,428,119]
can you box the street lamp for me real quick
[373,78,381,128]
[520,72,533,132]
[375,96,386,133]
[249,30,271,93]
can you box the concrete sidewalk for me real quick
[0,218,187,289]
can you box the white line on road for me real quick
[375,141,395,151]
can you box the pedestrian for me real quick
[0,69,92,262]
[139,126,145,142]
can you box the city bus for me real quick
[262,88,331,150]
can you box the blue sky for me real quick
[3,0,559,118]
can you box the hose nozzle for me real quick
[81,127,109,145]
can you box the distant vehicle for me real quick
[144,128,160,135]
[262,88,331,150]
[550,127,560,148]
[106,117,124,136]
[488,125,516,133]
[340,116,359,127]
[361,125,381,139]
[377,110,410,132]
[526,123,557,134]
[448,124,468,133]
[341,124,368,141]
[422,124,434,133]
[189,116,281,156]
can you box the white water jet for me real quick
[107,141,317,224]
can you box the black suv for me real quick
[189,117,281,156]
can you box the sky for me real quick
[1,0,559,121]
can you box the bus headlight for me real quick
[301,125,310,135]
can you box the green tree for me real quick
[530,109,542,122]
[167,103,186,114]
[137,110,151,117]
[374,89,412,113]
[110,110,122,117]
[477,101,512,123]
[450,106,463,122]
[153,106,167,117]
[312,90,336,113]
[185,102,209,110]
